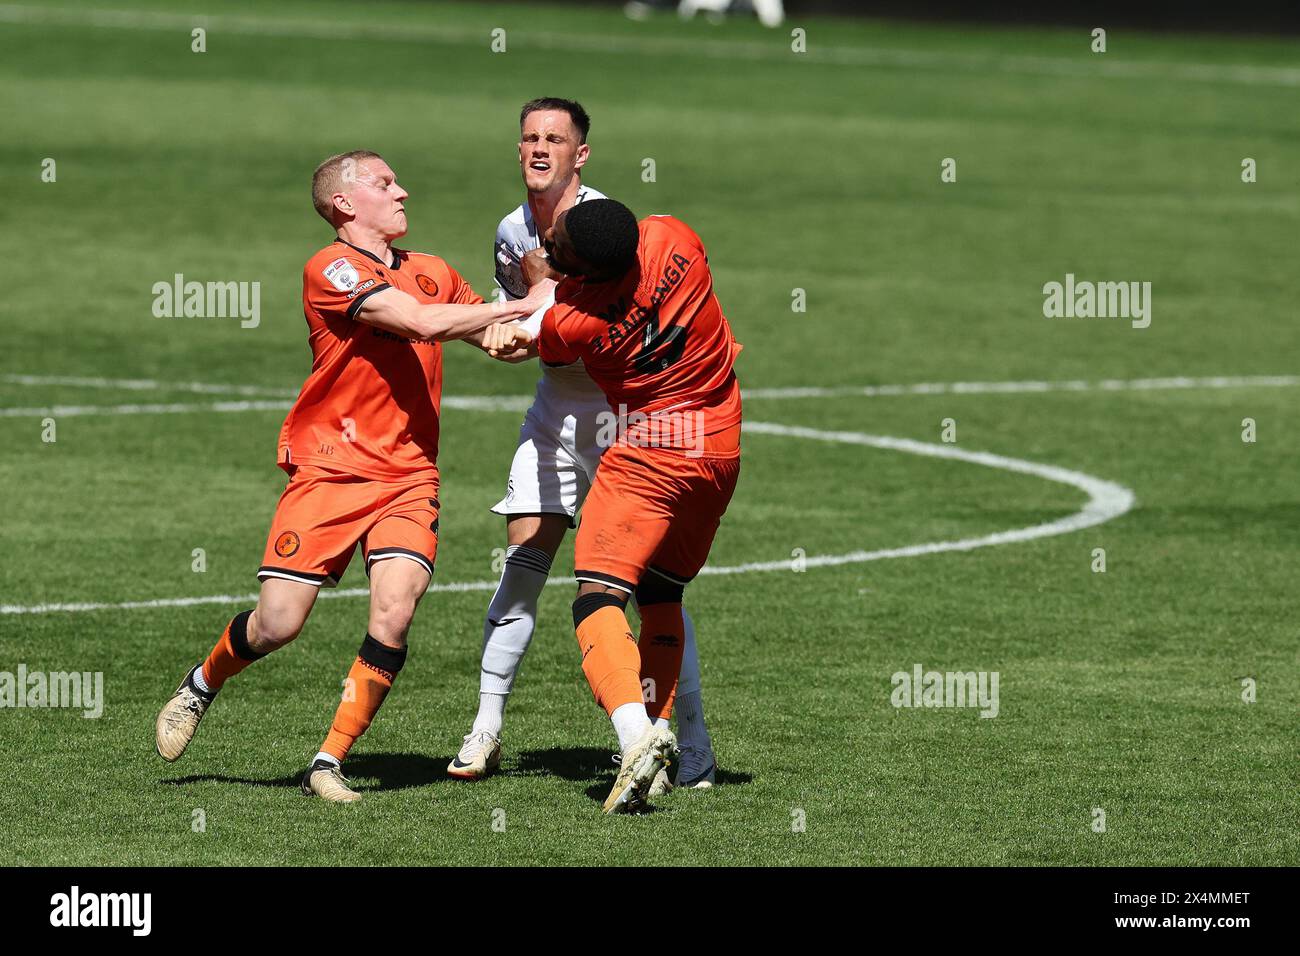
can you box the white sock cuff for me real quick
[611,702,652,752]
[190,663,211,694]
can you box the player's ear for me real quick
[332,191,353,219]
[574,142,590,171]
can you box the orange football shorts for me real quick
[574,423,740,592]
[258,464,439,588]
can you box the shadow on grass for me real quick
[162,752,448,793]
[511,746,618,782]
[163,749,752,805]
[512,746,752,809]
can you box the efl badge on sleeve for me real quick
[324,258,360,292]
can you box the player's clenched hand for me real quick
[522,247,562,287]
[483,322,533,358]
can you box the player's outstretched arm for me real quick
[356,280,553,343]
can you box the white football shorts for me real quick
[490,369,609,525]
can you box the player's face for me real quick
[519,110,589,194]
[347,159,409,239]
[542,209,600,279]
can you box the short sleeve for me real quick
[538,305,579,367]
[445,263,485,306]
[305,253,390,321]
[494,219,528,301]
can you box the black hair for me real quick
[565,199,639,276]
[519,97,591,143]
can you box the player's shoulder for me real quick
[496,202,531,243]
[303,240,354,273]
[303,241,382,294]
[637,216,707,272]
[639,214,701,246]
[548,280,588,320]
[575,184,607,203]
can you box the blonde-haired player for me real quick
[155,150,550,801]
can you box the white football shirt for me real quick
[493,185,607,389]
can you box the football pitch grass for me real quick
[2,0,1297,865]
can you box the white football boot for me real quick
[603,726,677,814]
[647,767,675,798]
[447,729,502,780]
[301,759,362,803]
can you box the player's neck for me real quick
[335,224,394,266]
[528,177,582,234]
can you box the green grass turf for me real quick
[1,0,1297,865]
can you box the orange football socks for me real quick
[637,602,685,723]
[199,610,262,691]
[321,635,407,763]
[575,602,645,715]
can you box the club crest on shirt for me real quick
[274,531,301,558]
[323,257,360,292]
[416,274,439,297]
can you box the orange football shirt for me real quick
[537,215,742,451]
[278,240,483,480]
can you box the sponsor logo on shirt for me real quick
[346,278,377,300]
[324,257,360,292]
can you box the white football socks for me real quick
[611,702,653,752]
[473,693,507,739]
[190,662,212,694]
[472,545,552,737]
[312,751,340,768]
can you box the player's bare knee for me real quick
[368,596,416,647]
[506,513,568,554]
[247,605,306,652]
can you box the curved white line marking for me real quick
[715,422,1135,575]
[0,422,1133,615]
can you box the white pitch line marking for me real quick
[742,375,1300,401]
[1,4,1297,88]
[718,422,1134,574]
[2,373,1296,418]
[0,396,531,418]
[0,400,293,419]
[0,373,297,398]
[0,422,1134,615]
